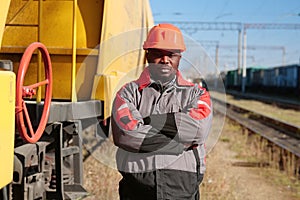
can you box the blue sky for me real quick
[149,0,300,70]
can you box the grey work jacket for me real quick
[111,67,213,199]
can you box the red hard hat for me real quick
[143,23,186,52]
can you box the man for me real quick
[111,23,212,200]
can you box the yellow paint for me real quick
[0,0,154,189]
[0,0,11,48]
[37,0,43,103]
[0,71,15,189]
[92,0,154,118]
[0,0,153,117]
[1,0,103,100]
[71,0,78,102]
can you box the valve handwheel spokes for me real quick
[16,42,53,143]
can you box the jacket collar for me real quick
[135,67,194,90]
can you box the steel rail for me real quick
[212,97,300,158]
[226,90,300,111]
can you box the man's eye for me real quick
[154,52,162,57]
[149,51,180,59]
[149,52,161,57]
[170,53,181,58]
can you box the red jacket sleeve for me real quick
[174,87,213,145]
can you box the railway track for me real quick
[226,90,300,111]
[212,97,300,177]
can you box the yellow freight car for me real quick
[0,0,153,199]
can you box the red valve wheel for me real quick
[16,42,53,143]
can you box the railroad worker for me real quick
[111,23,213,200]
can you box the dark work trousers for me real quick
[119,171,204,200]
[119,148,204,200]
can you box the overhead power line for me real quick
[157,21,300,31]
[156,21,243,33]
[244,23,300,30]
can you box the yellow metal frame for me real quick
[71,0,77,102]
[0,0,154,117]
[0,0,11,48]
[0,71,15,189]
[37,0,78,102]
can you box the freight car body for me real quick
[225,64,300,98]
[0,0,153,199]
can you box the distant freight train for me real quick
[224,64,300,98]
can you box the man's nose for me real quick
[160,55,170,64]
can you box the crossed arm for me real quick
[111,87,212,154]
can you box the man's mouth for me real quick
[161,68,171,73]
[159,65,172,73]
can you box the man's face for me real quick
[146,49,181,83]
